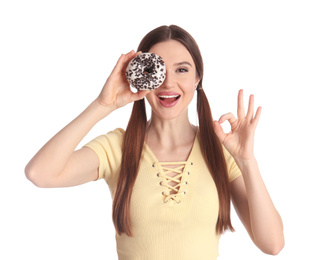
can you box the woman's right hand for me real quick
[25,50,149,188]
[96,50,150,111]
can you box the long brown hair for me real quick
[113,25,234,236]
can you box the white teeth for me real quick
[158,95,180,98]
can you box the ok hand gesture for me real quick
[213,89,262,161]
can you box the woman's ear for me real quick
[194,77,201,90]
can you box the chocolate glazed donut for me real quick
[125,53,166,91]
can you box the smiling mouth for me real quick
[158,95,180,101]
[157,94,181,107]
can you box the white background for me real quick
[1,0,311,259]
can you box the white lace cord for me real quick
[156,162,188,203]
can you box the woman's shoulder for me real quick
[107,127,125,137]
[84,128,125,149]
[99,127,125,139]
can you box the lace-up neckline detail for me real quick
[153,161,191,203]
[145,128,198,204]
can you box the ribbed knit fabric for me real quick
[84,128,241,260]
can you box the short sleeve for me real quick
[223,146,242,182]
[83,128,124,181]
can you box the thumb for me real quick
[130,90,150,102]
[213,120,226,143]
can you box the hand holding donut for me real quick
[97,50,150,111]
[213,89,262,162]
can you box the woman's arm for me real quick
[25,50,149,188]
[25,100,112,187]
[231,160,284,255]
[213,89,284,255]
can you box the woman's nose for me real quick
[161,70,176,88]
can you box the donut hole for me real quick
[143,66,154,75]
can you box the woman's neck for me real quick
[146,113,197,149]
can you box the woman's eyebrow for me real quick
[174,61,193,67]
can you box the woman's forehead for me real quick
[148,40,195,67]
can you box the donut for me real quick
[125,52,166,91]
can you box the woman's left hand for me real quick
[213,89,262,161]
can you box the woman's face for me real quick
[146,40,200,121]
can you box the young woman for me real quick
[25,25,284,259]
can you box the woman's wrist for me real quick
[234,156,258,174]
[91,98,116,119]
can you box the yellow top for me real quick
[84,128,241,260]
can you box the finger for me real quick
[109,52,132,80]
[111,53,127,74]
[246,94,255,121]
[218,112,238,129]
[124,50,136,62]
[110,50,135,75]
[125,50,142,64]
[252,106,262,127]
[213,121,227,143]
[130,90,150,102]
[121,50,141,74]
[135,51,142,56]
[237,89,245,119]
[122,50,136,69]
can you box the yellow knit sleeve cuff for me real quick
[83,128,124,181]
[83,142,106,180]
[222,146,242,182]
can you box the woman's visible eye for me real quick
[177,68,188,73]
